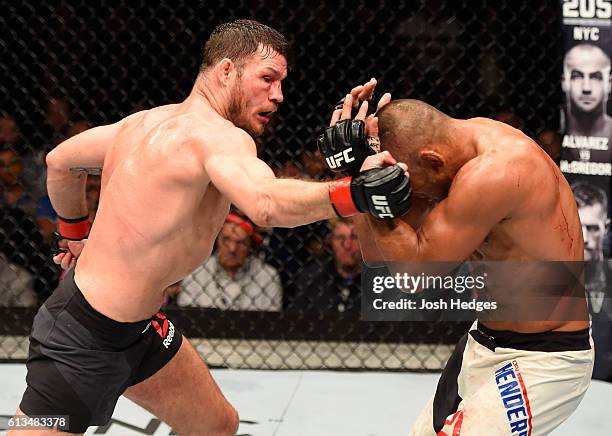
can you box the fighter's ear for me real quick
[216,58,236,83]
[420,149,445,169]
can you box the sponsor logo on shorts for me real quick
[151,313,175,349]
[438,410,464,436]
[494,360,533,436]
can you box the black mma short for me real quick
[19,268,183,433]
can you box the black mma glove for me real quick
[317,119,375,176]
[329,165,412,219]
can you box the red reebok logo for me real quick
[151,313,169,339]
[150,313,175,348]
[438,410,464,436]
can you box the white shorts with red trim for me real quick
[409,321,594,436]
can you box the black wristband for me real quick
[57,215,90,223]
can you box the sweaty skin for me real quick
[362,118,587,333]
[46,49,355,322]
[75,108,233,321]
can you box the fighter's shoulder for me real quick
[451,151,529,204]
[188,120,257,157]
[476,123,545,178]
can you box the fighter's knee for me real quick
[224,404,239,435]
[194,403,238,436]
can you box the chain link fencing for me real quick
[1,0,561,369]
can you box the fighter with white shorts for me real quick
[318,83,594,435]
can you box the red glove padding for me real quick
[57,215,91,241]
[329,165,412,219]
[329,177,359,217]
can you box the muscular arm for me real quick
[46,122,118,219]
[355,196,436,265]
[204,130,337,227]
[365,164,522,261]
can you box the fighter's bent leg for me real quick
[123,337,239,436]
[409,323,593,435]
[408,397,436,436]
[7,408,82,436]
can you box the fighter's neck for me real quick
[444,119,480,168]
[182,76,232,122]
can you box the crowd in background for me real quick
[0,98,567,312]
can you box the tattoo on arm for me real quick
[69,167,102,175]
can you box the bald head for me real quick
[377,99,451,162]
[563,44,611,114]
[377,99,457,200]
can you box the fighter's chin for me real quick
[236,124,263,138]
[251,123,266,137]
[575,103,599,114]
[237,122,265,138]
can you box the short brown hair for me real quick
[199,19,291,73]
[377,99,451,162]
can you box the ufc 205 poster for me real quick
[560,0,612,381]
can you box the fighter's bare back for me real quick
[457,118,583,262]
[75,105,241,322]
[366,116,588,333]
[464,119,588,332]
[422,118,588,332]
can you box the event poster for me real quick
[560,0,612,381]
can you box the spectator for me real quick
[44,96,71,147]
[267,155,329,296]
[266,219,328,302]
[0,143,59,298]
[536,129,562,164]
[300,147,330,180]
[0,252,37,307]
[0,144,54,245]
[0,114,47,201]
[0,182,58,299]
[291,217,361,312]
[0,113,24,150]
[0,148,36,214]
[178,213,282,311]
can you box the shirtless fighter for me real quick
[318,85,594,435]
[10,21,411,435]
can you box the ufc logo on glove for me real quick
[325,148,355,169]
[372,195,394,218]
